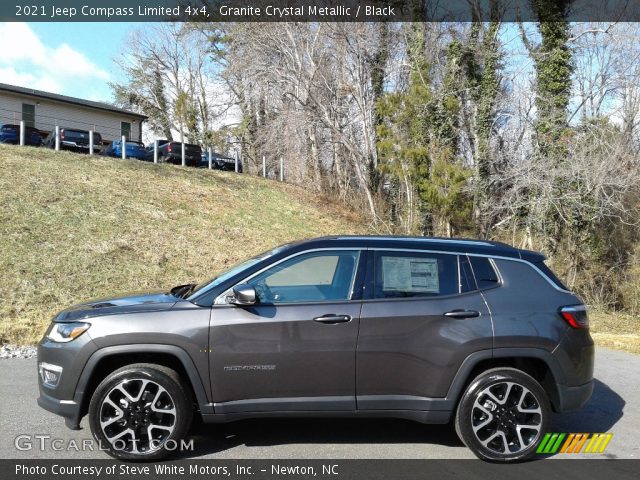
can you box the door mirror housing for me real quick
[229,284,257,306]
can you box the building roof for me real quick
[0,83,147,120]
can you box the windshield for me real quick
[185,247,282,300]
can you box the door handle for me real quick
[313,314,352,324]
[444,309,480,319]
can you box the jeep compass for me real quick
[37,236,594,462]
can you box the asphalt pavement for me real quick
[0,347,637,460]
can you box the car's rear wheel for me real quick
[88,363,192,461]
[455,368,550,462]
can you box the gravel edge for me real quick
[0,344,37,359]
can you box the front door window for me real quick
[247,250,360,304]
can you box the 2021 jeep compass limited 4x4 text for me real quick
[37,236,594,462]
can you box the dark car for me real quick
[143,140,169,162]
[143,141,201,167]
[101,140,146,160]
[43,128,102,153]
[37,236,594,462]
[0,123,43,146]
[199,151,243,172]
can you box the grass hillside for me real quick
[0,145,367,345]
[0,145,637,353]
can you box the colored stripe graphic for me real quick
[573,433,590,453]
[537,433,552,453]
[538,433,613,454]
[585,433,613,453]
[537,433,566,453]
[559,434,575,453]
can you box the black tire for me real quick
[88,363,193,461]
[455,367,551,462]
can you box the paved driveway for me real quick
[0,347,637,459]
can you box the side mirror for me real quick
[229,284,257,306]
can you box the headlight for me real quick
[47,322,91,343]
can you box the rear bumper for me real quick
[556,380,593,412]
[37,390,82,430]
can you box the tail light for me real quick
[560,305,589,329]
[60,130,65,139]
[167,143,173,152]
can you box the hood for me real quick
[53,291,179,322]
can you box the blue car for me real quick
[101,140,146,160]
[0,124,43,146]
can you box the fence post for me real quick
[55,126,60,151]
[280,157,284,182]
[153,139,158,164]
[89,130,94,155]
[19,120,25,146]
[208,147,212,169]
[181,143,186,167]
[262,155,266,178]
[121,135,126,159]
[235,152,239,173]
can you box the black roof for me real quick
[0,83,147,120]
[284,236,545,262]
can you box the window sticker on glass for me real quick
[382,256,440,293]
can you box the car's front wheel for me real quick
[88,363,193,461]
[455,367,550,462]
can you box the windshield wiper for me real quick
[170,283,197,299]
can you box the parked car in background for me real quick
[101,140,146,160]
[199,151,243,172]
[0,123,43,146]
[155,141,202,167]
[43,128,102,153]
[143,140,169,162]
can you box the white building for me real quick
[0,83,146,143]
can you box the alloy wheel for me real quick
[471,381,543,455]
[98,378,177,454]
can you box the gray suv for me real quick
[37,236,594,462]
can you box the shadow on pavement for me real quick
[175,378,624,459]
[177,418,463,459]
[552,378,625,433]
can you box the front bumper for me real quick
[36,332,96,429]
[37,390,82,430]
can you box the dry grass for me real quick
[1,145,638,354]
[589,310,640,355]
[0,145,368,345]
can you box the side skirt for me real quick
[202,409,451,425]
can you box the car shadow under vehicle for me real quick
[176,377,624,460]
[177,418,464,459]
[538,378,625,459]
[552,378,625,433]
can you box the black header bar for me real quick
[1,0,640,22]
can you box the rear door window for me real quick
[374,251,458,298]
[469,256,500,289]
[459,255,477,293]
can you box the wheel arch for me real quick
[73,344,211,420]
[447,348,565,412]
